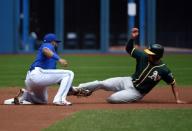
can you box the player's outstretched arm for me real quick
[42,47,68,67]
[125,28,139,54]
[58,58,68,67]
[171,84,187,104]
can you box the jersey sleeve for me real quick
[125,39,146,59]
[41,43,54,51]
[162,68,176,85]
[131,48,146,59]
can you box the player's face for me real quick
[52,41,58,47]
[148,55,155,63]
[148,55,161,64]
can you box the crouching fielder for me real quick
[69,28,186,104]
[4,33,74,106]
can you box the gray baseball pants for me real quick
[78,77,143,103]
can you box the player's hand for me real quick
[176,99,187,104]
[59,58,68,67]
[131,28,139,39]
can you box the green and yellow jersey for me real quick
[126,39,175,94]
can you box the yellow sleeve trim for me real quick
[170,79,176,85]
[131,48,136,56]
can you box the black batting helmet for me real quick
[144,44,164,59]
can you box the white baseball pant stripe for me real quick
[24,67,74,104]
[78,77,143,103]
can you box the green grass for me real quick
[163,54,192,85]
[0,54,192,131]
[43,109,192,131]
[0,54,192,87]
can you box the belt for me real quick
[29,67,35,72]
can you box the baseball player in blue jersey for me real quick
[69,28,186,104]
[4,33,74,106]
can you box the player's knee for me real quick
[65,70,74,78]
[107,94,142,104]
[107,95,126,104]
[69,70,74,77]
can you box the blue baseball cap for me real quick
[43,33,61,43]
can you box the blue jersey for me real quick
[29,43,58,70]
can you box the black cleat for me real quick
[68,87,92,97]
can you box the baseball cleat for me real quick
[75,87,92,97]
[53,100,72,106]
[68,87,92,97]
[13,88,25,104]
[4,88,25,105]
[4,88,33,105]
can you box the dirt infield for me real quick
[0,87,192,131]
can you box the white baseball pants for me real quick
[23,67,74,104]
[78,77,143,103]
